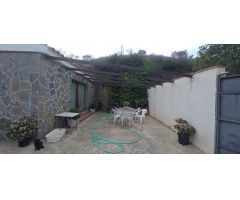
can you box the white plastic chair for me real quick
[142,109,148,115]
[133,108,141,120]
[135,109,148,124]
[112,109,121,124]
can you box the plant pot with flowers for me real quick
[123,101,130,110]
[6,116,38,147]
[173,118,196,145]
[89,101,98,112]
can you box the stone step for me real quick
[45,128,66,143]
[81,111,90,115]
[79,111,94,122]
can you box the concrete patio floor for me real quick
[0,113,203,154]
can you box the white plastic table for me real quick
[54,112,80,129]
[115,107,137,127]
[116,107,137,116]
[116,107,137,112]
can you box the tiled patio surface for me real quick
[0,113,203,154]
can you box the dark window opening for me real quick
[70,81,86,110]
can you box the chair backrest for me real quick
[113,108,121,115]
[141,109,148,116]
[142,109,148,113]
[136,109,142,115]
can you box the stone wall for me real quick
[0,53,41,139]
[37,57,96,137]
[0,52,97,139]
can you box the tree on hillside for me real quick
[195,44,240,74]
[126,48,133,55]
[171,50,189,58]
[162,57,194,73]
[160,50,194,73]
[107,53,145,67]
[99,49,194,73]
[94,49,195,109]
[138,49,146,56]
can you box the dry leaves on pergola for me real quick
[45,55,192,89]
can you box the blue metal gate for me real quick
[215,74,240,153]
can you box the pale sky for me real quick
[1,0,240,58]
[48,43,199,58]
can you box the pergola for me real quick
[44,55,192,89]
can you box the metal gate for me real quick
[215,74,240,153]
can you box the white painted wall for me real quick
[148,67,226,153]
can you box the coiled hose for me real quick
[89,113,143,154]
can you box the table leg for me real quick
[56,117,59,128]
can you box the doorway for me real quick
[70,81,86,110]
[215,74,240,153]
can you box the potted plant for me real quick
[173,118,196,145]
[123,101,130,109]
[105,106,112,113]
[6,116,38,147]
[89,101,98,112]
[68,108,81,128]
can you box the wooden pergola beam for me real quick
[93,78,160,87]
[45,55,192,89]
[69,66,124,77]
[44,55,192,78]
[95,81,150,89]
[72,67,173,83]
[55,66,169,88]
[54,63,162,86]
[88,62,192,77]
[86,72,172,83]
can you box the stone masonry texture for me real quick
[0,52,98,139]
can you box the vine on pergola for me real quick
[44,55,192,88]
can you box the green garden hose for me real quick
[88,113,143,154]
[91,128,143,154]
[91,134,125,154]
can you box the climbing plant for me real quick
[106,86,148,109]
[96,49,195,110]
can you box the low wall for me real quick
[148,67,226,153]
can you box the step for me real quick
[81,111,90,116]
[79,111,94,122]
[45,128,66,143]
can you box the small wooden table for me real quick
[54,112,80,129]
